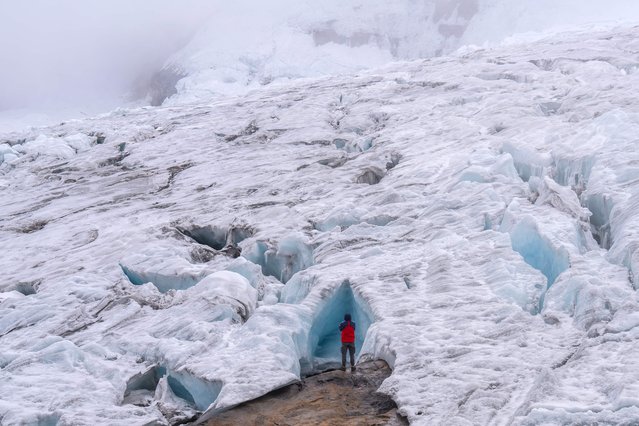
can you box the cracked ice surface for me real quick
[3,25,639,425]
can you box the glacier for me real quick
[161,0,639,105]
[2,24,639,425]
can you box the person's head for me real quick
[344,313,351,321]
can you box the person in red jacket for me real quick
[339,313,356,372]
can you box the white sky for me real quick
[0,0,215,111]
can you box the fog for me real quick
[163,0,639,105]
[2,0,639,132]
[0,0,215,117]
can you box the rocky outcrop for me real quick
[204,360,406,426]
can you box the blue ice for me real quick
[508,221,570,311]
[168,370,222,411]
[124,365,221,411]
[243,236,314,284]
[120,264,201,293]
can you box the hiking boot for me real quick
[340,366,346,372]
[351,366,356,373]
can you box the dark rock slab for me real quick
[203,360,407,426]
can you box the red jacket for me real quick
[339,320,356,343]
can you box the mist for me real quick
[0,0,215,121]
[162,0,639,105]
[2,0,639,132]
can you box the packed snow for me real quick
[2,24,639,425]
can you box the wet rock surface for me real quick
[203,360,406,426]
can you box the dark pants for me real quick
[341,342,355,367]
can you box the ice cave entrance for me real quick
[123,365,222,411]
[305,282,374,372]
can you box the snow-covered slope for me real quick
[2,25,639,425]
[163,0,639,104]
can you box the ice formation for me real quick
[3,24,639,425]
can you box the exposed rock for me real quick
[204,360,406,426]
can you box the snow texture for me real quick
[3,24,639,425]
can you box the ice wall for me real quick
[243,236,314,284]
[500,204,571,313]
[123,365,222,412]
[506,218,570,288]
